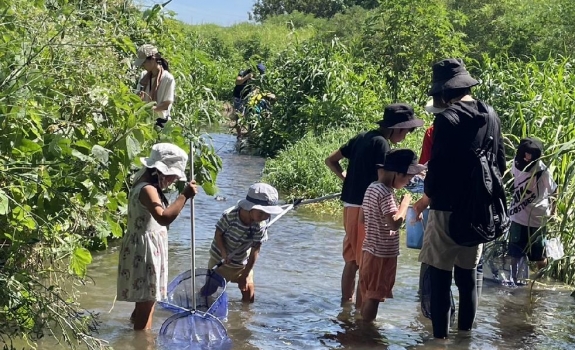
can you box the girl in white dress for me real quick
[117,143,197,330]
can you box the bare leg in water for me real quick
[341,261,358,304]
[133,301,155,330]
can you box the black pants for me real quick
[155,117,169,128]
[429,265,478,338]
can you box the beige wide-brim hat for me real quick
[139,143,188,181]
[237,183,283,215]
[134,44,159,68]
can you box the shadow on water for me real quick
[27,133,575,350]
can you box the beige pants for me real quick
[418,210,483,271]
[208,257,254,284]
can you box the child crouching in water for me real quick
[508,137,557,284]
[207,183,283,303]
[359,149,426,322]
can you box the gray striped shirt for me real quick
[209,206,268,267]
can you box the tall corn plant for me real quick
[476,56,575,284]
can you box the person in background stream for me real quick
[507,137,557,285]
[232,63,266,135]
[325,104,423,307]
[359,149,426,321]
[134,44,175,129]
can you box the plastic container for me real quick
[406,206,429,249]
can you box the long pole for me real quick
[190,142,196,311]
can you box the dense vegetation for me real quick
[1,0,574,348]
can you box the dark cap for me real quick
[517,137,543,160]
[377,103,424,129]
[428,58,479,96]
[376,149,427,175]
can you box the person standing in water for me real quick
[418,58,506,339]
[117,143,197,330]
[325,104,423,306]
[134,44,175,128]
[507,137,557,284]
[359,149,425,321]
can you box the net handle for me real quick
[189,141,196,310]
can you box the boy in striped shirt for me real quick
[359,149,426,322]
[208,183,283,303]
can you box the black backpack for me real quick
[446,104,511,247]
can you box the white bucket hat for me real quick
[134,44,158,68]
[237,183,283,215]
[137,143,188,182]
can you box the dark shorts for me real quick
[507,222,546,261]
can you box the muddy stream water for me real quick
[38,133,575,350]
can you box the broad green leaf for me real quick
[0,189,10,215]
[201,182,218,196]
[70,247,92,277]
[125,135,140,160]
[91,145,110,164]
[17,139,42,154]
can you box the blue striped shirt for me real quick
[209,206,268,267]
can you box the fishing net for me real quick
[158,268,228,320]
[421,267,456,327]
[483,241,529,286]
[158,310,232,350]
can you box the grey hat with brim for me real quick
[424,99,446,114]
[237,183,283,215]
[428,58,479,96]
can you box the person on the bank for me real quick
[117,143,197,330]
[325,103,423,306]
[207,183,283,303]
[134,44,175,128]
[359,149,426,322]
[418,58,506,339]
[508,137,557,284]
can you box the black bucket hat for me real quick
[377,103,424,129]
[377,149,427,175]
[428,58,479,96]
[515,137,543,170]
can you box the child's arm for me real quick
[385,194,411,231]
[139,182,197,226]
[213,228,229,263]
[238,243,261,291]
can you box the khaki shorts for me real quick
[342,206,366,264]
[208,257,254,285]
[418,210,483,271]
[359,252,397,300]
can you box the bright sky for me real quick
[141,0,256,26]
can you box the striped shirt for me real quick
[362,182,399,258]
[209,207,268,268]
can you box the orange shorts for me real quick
[342,206,365,264]
[359,251,397,301]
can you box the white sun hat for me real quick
[237,183,283,215]
[138,143,188,181]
